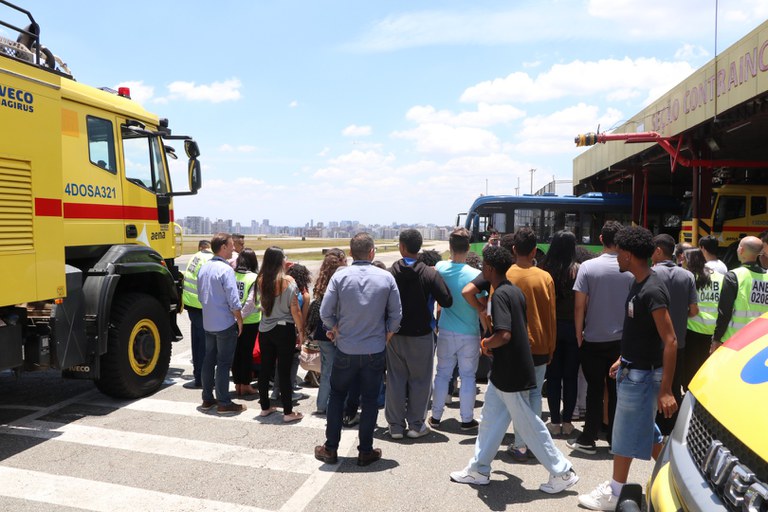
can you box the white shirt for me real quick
[705,259,728,275]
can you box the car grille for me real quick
[687,400,768,511]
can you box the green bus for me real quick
[457,192,683,256]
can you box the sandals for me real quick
[283,412,304,423]
[259,407,278,417]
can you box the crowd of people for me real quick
[179,224,768,509]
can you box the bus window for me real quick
[515,208,541,235]
[490,212,508,233]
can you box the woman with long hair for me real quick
[311,249,348,414]
[682,248,722,389]
[257,246,304,422]
[270,263,312,402]
[232,249,260,396]
[540,230,580,437]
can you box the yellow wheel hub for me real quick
[128,319,160,376]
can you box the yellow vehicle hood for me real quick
[690,314,768,461]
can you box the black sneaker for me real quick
[460,419,479,430]
[428,416,441,428]
[566,438,597,455]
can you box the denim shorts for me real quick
[611,366,663,460]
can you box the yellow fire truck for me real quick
[680,184,768,267]
[0,2,201,398]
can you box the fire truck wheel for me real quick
[95,293,171,398]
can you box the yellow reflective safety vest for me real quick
[723,266,768,342]
[182,250,214,309]
[687,272,724,335]
[235,270,261,324]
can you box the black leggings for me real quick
[258,324,297,414]
[232,322,259,385]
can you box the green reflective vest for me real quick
[235,271,261,324]
[687,272,724,335]
[723,266,768,342]
[182,250,213,309]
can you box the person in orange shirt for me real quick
[500,228,556,462]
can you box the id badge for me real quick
[627,299,634,318]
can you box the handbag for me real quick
[299,340,321,373]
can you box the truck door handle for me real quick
[126,225,137,238]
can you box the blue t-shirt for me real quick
[436,260,482,336]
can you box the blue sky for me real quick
[5,1,768,226]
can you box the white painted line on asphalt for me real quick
[169,349,193,366]
[4,388,99,427]
[85,397,329,430]
[1,419,319,475]
[0,466,270,512]
[279,428,359,512]
[0,405,42,411]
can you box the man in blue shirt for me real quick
[315,232,402,466]
[430,227,483,430]
[198,232,244,416]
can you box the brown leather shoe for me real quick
[357,448,382,467]
[200,400,217,411]
[314,445,338,464]
[216,402,246,416]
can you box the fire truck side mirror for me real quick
[188,158,201,193]
[184,140,200,159]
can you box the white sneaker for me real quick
[539,469,579,494]
[406,423,431,438]
[450,468,490,486]
[578,481,618,511]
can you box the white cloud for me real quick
[406,103,525,128]
[289,100,299,108]
[346,3,768,53]
[317,147,331,157]
[218,144,257,153]
[342,124,372,137]
[392,123,500,155]
[461,58,695,105]
[115,81,154,105]
[163,78,242,103]
[509,103,624,155]
[674,43,708,60]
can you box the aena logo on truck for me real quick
[0,83,34,112]
[741,346,768,384]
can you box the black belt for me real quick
[620,360,661,371]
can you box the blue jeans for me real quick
[187,307,206,385]
[316,340,336,412]
[432,329,480,423]
[466,382,572,477]
[612,366,663,460]
[325,348,385,453]
[202,323,238,406]
[513,363,546,449]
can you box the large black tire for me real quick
[95,293,172,398]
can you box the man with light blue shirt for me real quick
[314,232,402,467]
[430,227,483,430]
[198,232,244,416]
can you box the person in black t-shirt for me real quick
[450,245,579,494]
[579,226,678,511]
